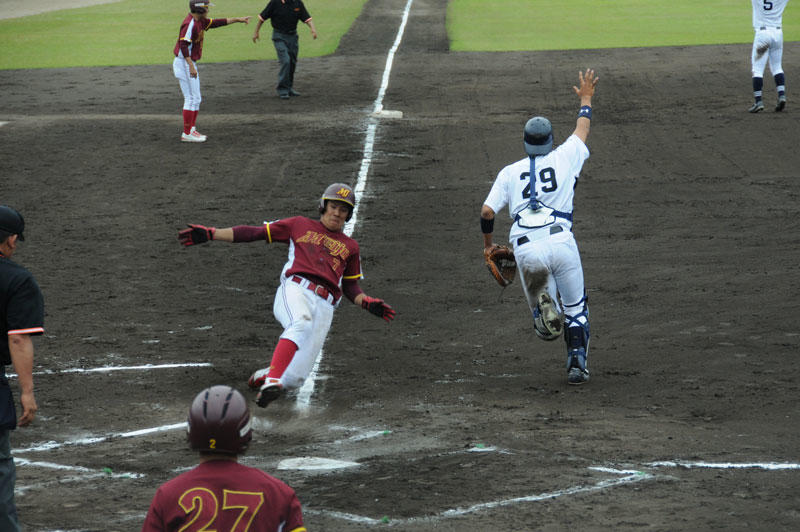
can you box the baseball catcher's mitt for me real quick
[484,245,516,287]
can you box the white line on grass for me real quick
[297,0,415,411]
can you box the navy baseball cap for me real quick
[0,205,25,240]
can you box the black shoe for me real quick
[748,101,764,113]
[776,95,786,112]
[256,383,284,407]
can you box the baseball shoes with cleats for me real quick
[189,128,207,141]
[566,348,589,385]
[279,93,290,99]
[256,381,284,408]
[289,89,301,97]
[181,132,205,142]
[748,101,764,113]
[776,95,787,112]
[247,368,270,389]
[533,293,563,341]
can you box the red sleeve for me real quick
[232,225,268,242]
[341,278,364,303]
[179,41,190,57]
[208,18,228,29]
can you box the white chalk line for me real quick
[297,0,415,411]
[5,362,212,380]
[13,422,186,453]
[307,460,800,524]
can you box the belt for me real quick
[291,276,336,304]
[759,26,780,30]
[516,225,564,246]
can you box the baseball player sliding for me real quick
[173,0,250,142]
[179,183,395,407]
[481,69,599,385]
[748,0,790,112]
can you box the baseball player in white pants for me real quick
[482,69,599,385]
[749,0,790,112]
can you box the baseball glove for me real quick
[484,245,516,287]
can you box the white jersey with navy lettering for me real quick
[483,134,589,244]
[752,0,789,29]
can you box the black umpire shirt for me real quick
[0,253,44,370]
[259,0,311,35]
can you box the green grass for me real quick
[448,0,800,51]
[0,0,367,70]
[2,0,798,69]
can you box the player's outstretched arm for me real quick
[481,204,496,252]
[571,68,599,143]
[178,225,236,246]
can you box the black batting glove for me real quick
[361,296,396,322]
[178,224,216,246]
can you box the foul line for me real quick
[5,362,211,379]
[298,0,415,410]
[13,422,186,453]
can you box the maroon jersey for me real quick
[265,216,362,301]
[173,14,228,61]
[141,460,305,532]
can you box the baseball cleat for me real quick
[279,93,290,99]
[289,89,301,97]
[247,368,270,389]
[776,95,787,112]
[566,348,589,385]
[256,382,284,408]
[189,128,207,141]
[181,132,205,142]
[748,101,764,113]
[533,293,563,341]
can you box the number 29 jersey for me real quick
[483,134,589,243]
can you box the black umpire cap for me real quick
[0,205,25,240]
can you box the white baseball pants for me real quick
[272,277,335,390]
[173,56,202,111]
[752,28,784,77]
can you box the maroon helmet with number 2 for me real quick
[187,385,252,454]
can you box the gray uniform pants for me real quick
[0,430,20,531]
[272,30,299,95]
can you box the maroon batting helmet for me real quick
[319,183,356,221]
[187,385,252,454]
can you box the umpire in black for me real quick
[252,0,318,99]
[0,205,43,530]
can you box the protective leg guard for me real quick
[564,319,590,385]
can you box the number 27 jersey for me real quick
[483,134,589,243]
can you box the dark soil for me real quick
[1,0,799,530]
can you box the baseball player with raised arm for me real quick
[481,69,599,385]
[173,0,250,142]
[749,0,790,112]
[178,183,395,407]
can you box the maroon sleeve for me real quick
[179,41,190,57]
[207,18,228,29]
[341,278,364,303]
[232,225,268,242]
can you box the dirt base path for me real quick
[2,0,799,530]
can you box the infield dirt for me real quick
[2,0,800,530]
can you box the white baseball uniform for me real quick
[483,134,590,328]
[751,0,789,77]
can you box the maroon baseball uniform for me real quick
[141,460,305,532]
